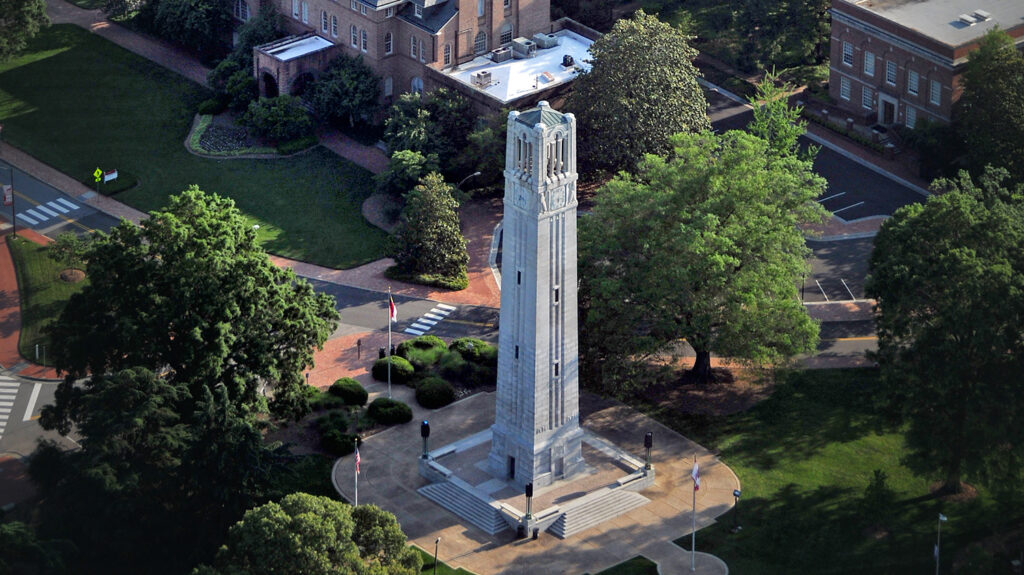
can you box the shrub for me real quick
[328,378,368,406]
[225,68,258,113]
[448,338,497,367]
[367,397,413,425]
[198,96,227,115]
[321,429,358,456]
[396,335,447,370]
[416,377,456,409]
[242,95,312,144]
[438,348,496,387]
[371,356,414,385]
[314,410,351,433]
[277,135,318,155]
[438,349,469,381]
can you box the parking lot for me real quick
[801,237,873,303]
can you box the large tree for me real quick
[579,129,825,387]
[196,495,421,575]
[0,0,48,62]
[567,10,709,173]
[44,186,338,428]
[866,168,1024,494]
[957,29,1024,183]
[389,172,469,286]
[308,55,381,127]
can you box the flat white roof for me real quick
[848,0,1024,47]
[264,35,335,62]
[445,30,593,103]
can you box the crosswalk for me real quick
[0,376,17,441]
[16,197,80,226]
[404,303,457,336]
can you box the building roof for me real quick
[515,106,566,127]
[840,0,1024,47]
[443,30,594,104]
[258,34,335,61]
[397,0,457,34]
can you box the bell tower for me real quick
[487,101,584,488]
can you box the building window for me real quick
[360,4,366,14]
[842,41,853,66]
[840,76,851,100]
[361,29,368,52]
[443,43,451,65]
[906,105,917,128]
[411,76,423,93]
[862,86,873,109]
[234,0,250,21]
[930,80,941,106]
[477,0,484,17]
[386,6,394,17]
[864,51,874,77]
[415,4,422,17]
[410,35,418,58]
[419,39,425,62]
[474,31,487,54]
[504,0,510,8]
[301,1,308,23]
[907,69,919,96]
[292,0,299,18]
[384,32,393,54]
[885,61,896,85]
[350,0,357,10]
[500,23,513,46]
[351,25,358,47]
[331,15,338,37]
[321,10,328,32]
[384,76,393,96]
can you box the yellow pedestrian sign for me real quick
[93,168,102,183]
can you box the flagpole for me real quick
[387,287,392,399]
[691,453,697,572]
[935,513,943,575]
[355,458,359,506]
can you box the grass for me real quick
[412,545,476,575]
[6,235,88,366]
[0,25,388,269]
[626,368,1024,574]
[591,556,659,575]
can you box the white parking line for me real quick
[23,383,41,422]
[832,201,865,215]
[841,279,857,301]
[817,192,846,203]
[37,205,60,218]
[56,198,79,210]
[16,213,38,225]
[47,201,70,214]
[815,279,830,302]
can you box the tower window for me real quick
[517,271,521,284]
[554,362,559,376]
[515,345,519,359]
[554,287,559,303]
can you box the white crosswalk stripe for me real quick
[16,213,38,225]
[56,198,79,210]
[25,208,47,221]
[0,375,17,441]
[402,304,457,337]
[47,200,70,214]
[37,205,60,218]
[435,303,456,311]
[404,327,425,336]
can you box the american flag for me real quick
[691,460,700,491]
[389,295,397,323]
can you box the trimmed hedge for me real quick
[197,96,227,115]
[371,356,414,385]
[314,411,358,456]
[397,335,448,371]
[439,349,497,388]
[367,397,413,425]
[397,335,447,356]
[416,377,456,409]
[448,338,497,367]
[329,377,368,406]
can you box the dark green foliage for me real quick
[447,337,496,367]
[734,0,830,72]
[371,355,414,385]
[389,173,469,284]
[242,96,313,144]
[328,377,368,406]
[0,520,71,574]
[376,149,440,198]
[153,0,232,59]
[382,89,474,181]
[350,505,423,574]
[898,119,961,181]
[225,68,258,113]
[276,135,317,155]
[454,108,510,189]
[315,411,357,455]
[197,96,227,116]
[47,231,91,270]
[208,53,242,93]
[396,335,447,370]
[308,55,380,127]
[437,349,496,387]
[0,0,48,62]
[367,397,413,425]
[314,410,351,433]
[415,377,456,409]
[307,385,346,410]
[861,469,895,523]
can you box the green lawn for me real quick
[6,235,88,365]
[630,369,1019,574]
[591,556,659,575]
[0,25,388,269]
[412,546,476,575]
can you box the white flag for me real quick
[691,461,700,491]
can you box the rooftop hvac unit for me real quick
[512,37,537,58]
[958,13,977,25]
[973,9,991,21]
[491,47,513,62]
[471,70,493,87]
[532,33,560,49]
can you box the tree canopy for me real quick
[196,495,421,575]
[0,0,48,62]
[579,129,825,387]
[957,29,1024,184]
[866,168,1024,494]
[567,10,709,173]
[309,55,381,127]
[44,186,339,428]
[389,172,469,286]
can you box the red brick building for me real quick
[829,0,1024,128]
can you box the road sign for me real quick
[93,168,102,183]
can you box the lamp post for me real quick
[433,537,441,575]
[1,165,14,237]
[457,171,482,191]
[731,489,742,533]
[421,420,430,459]
[643,432,653,472]
[935,513,947,575]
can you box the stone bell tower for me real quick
[487,101,584,488]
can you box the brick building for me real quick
[828,0,1024,128]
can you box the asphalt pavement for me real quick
[0,159,120,236]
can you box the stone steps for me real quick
[548,489,650,539]
[418,480,510,535]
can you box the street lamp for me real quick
[1,165,14,237]
[457,171,482,190]
[433,537,441,575]
[731,489,742,533]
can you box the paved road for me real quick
[0,374,72,458]
[0,159,121,236]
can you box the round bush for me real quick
[321,429,358,456]
[371,356,414,385]
[397,335,448,371]
[448,338,497,367]
[197,96,227,116]
[367,397,413,425]
[242,95,312,143]
[397,335,447,357]
[438,349,470,382]
[328,377,368,406]
[314,410,350,433]
[415,377,456,409]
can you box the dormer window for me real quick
[415,4,422,18]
